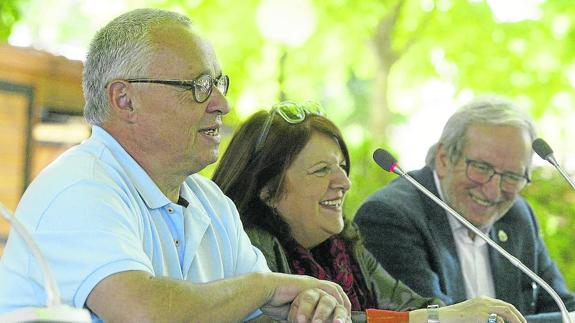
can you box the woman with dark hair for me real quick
[213,101,526,323]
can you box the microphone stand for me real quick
[532,138,575,191]
[544,156,575,191]
[392,167,573,323]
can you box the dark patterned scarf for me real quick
[279,235,377,311]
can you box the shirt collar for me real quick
[91,125,172,210]
[432,170,462,231]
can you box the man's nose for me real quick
[206,88,230,115]
[481,173,503,201]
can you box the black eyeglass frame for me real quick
[464,158,531,193]
[254,101,323,155]
[124,74,229,104]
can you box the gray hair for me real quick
[425,95,537,169]
[83,8,192,125]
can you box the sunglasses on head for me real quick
[254,101,324,155]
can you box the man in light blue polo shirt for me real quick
[0,8,351,323]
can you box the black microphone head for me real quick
[373,148,402,175]
[532,138,554,160]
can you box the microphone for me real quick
[372,148,573,323]
[0,202,91,322]
[532,138,575,190]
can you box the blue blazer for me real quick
[354,166,575,317]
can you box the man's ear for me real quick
[107,80,136,123]
[435,143,449,178]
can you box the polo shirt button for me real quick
[175,240,180,247]
[167,207,174,213]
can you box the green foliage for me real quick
[344,137,396,218]
[522,167,575,291]
[0,0,23,41]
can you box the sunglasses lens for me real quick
[274,102,305,123]
[306,101,324,116]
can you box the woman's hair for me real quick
[425,95,537,169]
[213,109,352,241]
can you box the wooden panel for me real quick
[0,91,29,245]
[0,45,84,257]
[30,144,70,179]
[0,44,83,114]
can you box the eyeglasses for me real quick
[465,159,530,193]
[125,74,229,104]
[254,101,324,155]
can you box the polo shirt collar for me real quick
[91,126,171,210]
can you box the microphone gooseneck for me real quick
[372,149,573,323]
[532,138,575,191]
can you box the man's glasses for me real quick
[125,74,229,104]
[465,159,530,193]
[254,101,324,155]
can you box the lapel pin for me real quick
[498,229,508,242]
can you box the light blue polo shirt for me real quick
[0,126,269,321]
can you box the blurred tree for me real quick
[0,0,23,41]
[368,0,437,137]
[11,0,575,132]
[522,167,575,290]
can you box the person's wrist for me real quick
[407,308,427,323]
[248,272,274,302]
[426,304,440,323]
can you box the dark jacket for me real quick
[354,166,575,317]
[246,227,442,311]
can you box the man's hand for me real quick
[260,273,351,322]
[438,296,526,323]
